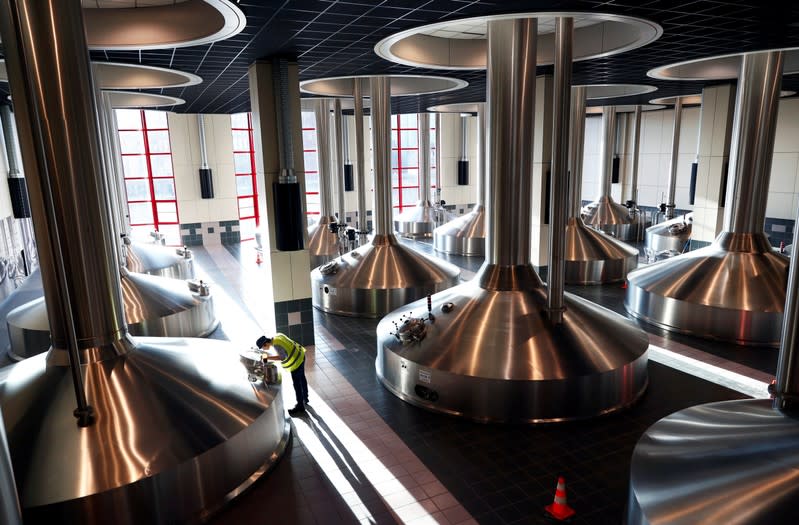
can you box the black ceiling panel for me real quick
[5,1,799,113]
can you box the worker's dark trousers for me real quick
[291,361,308,407]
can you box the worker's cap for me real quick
[255,335,271,348]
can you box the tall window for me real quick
[116,109,180,245]
[391,115,436,212]
[301,111,321,219]
[391,114,418,212]
[231,113,259,241]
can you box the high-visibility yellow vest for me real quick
[273,333,305,372]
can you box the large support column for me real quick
[249,59,314,345]
[691,84,736,244]
[353,81,369,232]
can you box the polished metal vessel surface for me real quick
[393,203,450,238]
[626,232,787,345]
[0,338,290,524]
[377,265,649,423]
[582,106,646,241]
[434,104,486,256]
[629,90,799,522]
[0,405,22,525]
[377,17,649,423]
[312,234,460,318]
[432,204,485,256]
[626,51,787,346]
[583,196,646,241]
[565,87,638,284]
[0,2,289,521]
[644,213,693,255]
[308,215,339,269]
[125,241,195,279]
[7,271,219,359]
[565,218,638,284]
[395,113,453,238]
[311,77,461,317]
[307,99,339,268]
[627,399,799,525]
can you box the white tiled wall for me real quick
[0,116,16,219]
[582,107,700,209]
[579,94,799,223]
[168,113,241,225]
[767,97,799,219]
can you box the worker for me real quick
[256,333,309,416]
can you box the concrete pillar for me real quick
[691,84,735,244]
[249,59,315,345]
[531,75,554,266]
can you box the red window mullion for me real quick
[139,111,161,231]
[247,113,259,227]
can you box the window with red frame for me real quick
[116,109,181,245]
[231,113,259,241]
[391,114,436,213]
[301,111,321,220]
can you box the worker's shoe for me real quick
[288,405,306,417]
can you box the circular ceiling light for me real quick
[427,102,483,113]
[82,0,247,50]
[300,75,468,97]
[300,96,372,111]
[650,90,795,106]
[375,12,662,70]
[581,84,657,100]
[94,62,201,89]
[0,60,201,89]
[585,105,665,114]
[106,91,185,108]
[648,48,799,80]
[649,94,704,106]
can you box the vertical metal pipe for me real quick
[460,114,468,161]
[102,93,130,235]
[547,17,573,324]
[475,104,485,207]
[435,113,442,201]
[599,106,617,198]
[342,113,351,164]
[665,97,683,219]
[354,81,368,230]
[197,114,210,169]
[313,99,333,218]
[568,86,586,217]
[486,19,537,267]
[630,105,642,203]
[0,0,128,347]
[0,105,20,177]
[0,406,22,525]
[334,98,345,220]
[775,198,799,409]
[370,77,393,235]
[418,112,431,203]
[723,51,784,234]
[94,89,123,267]
[0,0,132,423]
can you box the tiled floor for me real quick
[202,241,764,525]
[0,241,774,524]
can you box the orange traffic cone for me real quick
[255,249,263,265]
[621,279,628,289]
[545,476,575,521]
